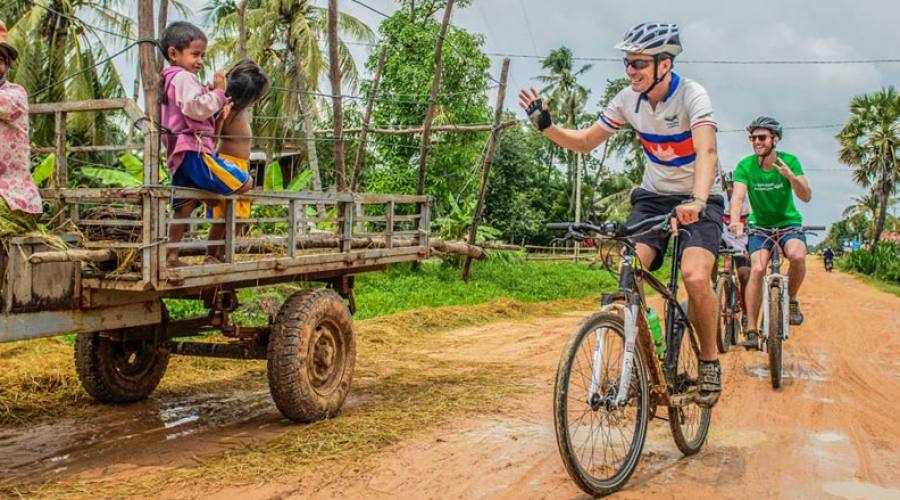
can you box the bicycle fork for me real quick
[762,274,791,341]
[587,302,640,409]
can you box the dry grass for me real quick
[0,296,594,498]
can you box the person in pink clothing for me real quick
[0,20,42,225]
[159,21,253,267]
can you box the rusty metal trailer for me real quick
[1,99,432,422]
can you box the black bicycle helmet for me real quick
[746,116,783,139]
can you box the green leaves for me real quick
[79,167,142,188]
[434,193,501,242]
[31,154,55,187]
[120,152,144,179]
[263,161,284,192]
[286,169,314,191]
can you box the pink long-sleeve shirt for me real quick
[160,66,226,174]
[0,81,42,214]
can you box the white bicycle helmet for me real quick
[614,23,683,57]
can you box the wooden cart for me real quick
[1,99,432,422]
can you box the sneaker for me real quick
[789,300,804,326]
[695,360,722,408]
[743,329,760,350]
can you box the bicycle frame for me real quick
[759,237,791,342]
[593,231,699,408]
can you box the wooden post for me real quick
[139,0,162,285]
[385,200,394,249]
[288,199,298,257]
[416,0,454,197]
[224,199,236,263]
[355,200,364,234]
[340,201,354,252]
[327,0,346,191]
[53,111,67,189]
[139,0,161,185]
[462,58,509,282]
[158,0,169,43]
[350,45,387,192]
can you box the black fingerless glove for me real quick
[526,98,553,132]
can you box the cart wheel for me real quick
[74,331,170,403]
[267,288,356,423]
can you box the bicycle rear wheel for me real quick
[554,312,650,497]
[667,302,712,455]
[714,276,731,353]
[767,285,784,389]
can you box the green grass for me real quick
[351,257,618,319]
[161,254,671,324]
[834,266,900,297]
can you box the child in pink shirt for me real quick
[159,21,253,267]
[0,20,42,222]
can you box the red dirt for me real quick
[3,259,899,498]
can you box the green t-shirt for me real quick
[733,151,804,228]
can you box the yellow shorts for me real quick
[207,153,251,219]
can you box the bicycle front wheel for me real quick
[768,285,784,389]
[667,303,712,455]
[554,312,650,497]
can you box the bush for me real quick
[838,241,900,284]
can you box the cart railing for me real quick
[30,99,432,291]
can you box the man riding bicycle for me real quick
[728,117,813,348]
[721,171,751,330]
[519,23,724,407]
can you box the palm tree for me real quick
[6,0,133,146]
[837,86,900,246]
[537,46,592,217]
[206,0,374,194]
[843,188,898,241]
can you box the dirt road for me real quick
[3,259,899,498]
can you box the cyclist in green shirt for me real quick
[729,117,812,347]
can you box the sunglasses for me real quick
[749,134,772,142]
[623,58,654,70]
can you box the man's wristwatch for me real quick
[686,195,707,209]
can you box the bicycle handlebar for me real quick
[546,212,673,240]
[746,225,826,236]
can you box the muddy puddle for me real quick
[0,388,278,483]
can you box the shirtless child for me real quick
[207,60,269,262]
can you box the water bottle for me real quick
[646,308,665,356]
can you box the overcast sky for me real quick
[156,0,900,241]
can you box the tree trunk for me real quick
[415,0,455,197]
[298,83,323,193]
[873,179,890,246]
[298,82,325,217]
[462,58,509,281]
[327,0,345,191]
[237,0,247,59]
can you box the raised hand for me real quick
[774,157,794,179]
[213,69,226,92]
[518,87,552,131]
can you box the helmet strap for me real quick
[635,55,671,112]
